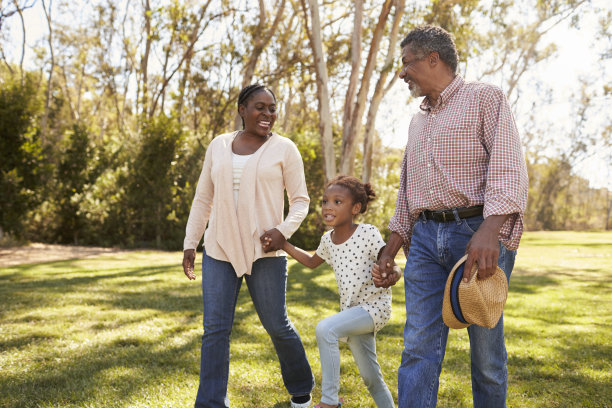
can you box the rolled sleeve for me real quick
[388,151,417,252]
[481,87,529,250]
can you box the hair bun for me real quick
[364,183,376,203]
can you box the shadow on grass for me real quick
[509,269,559,294]
[286,262,340,302]
[6,246,608,407]
[0,256,345,407]
[1,266,206,405]
[442,324,612,406]
[1,330,203,408]
[509,266,612,296]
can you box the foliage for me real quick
[361,143,404,241]
[53,123,100,244]
[0,73,44,237]
[0,1,610,248]
[525,158,612,230]
[0,231,610,407]
[287,130,326,250]
[124,115,185,248]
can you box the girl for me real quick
[265,175,401,408]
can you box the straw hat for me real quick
[442,254,508,329]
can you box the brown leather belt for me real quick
[421,205,484,222]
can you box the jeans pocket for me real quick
[460,215,484,234]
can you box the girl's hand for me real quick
[183,249,196,280]
[372,262,402,288]
[260,228,286,252]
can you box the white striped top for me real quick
[232,152,253,207]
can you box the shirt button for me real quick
[427,163,432,167]
[431,114,436,118]
[427,137,432,142]
[430,189,434,194]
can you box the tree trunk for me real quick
[606,190,611,230]
[340,0,393,176]
[141,0,152,119]
[12,0,26,83]
[340,0,363,163]
[234,0,287,130]
[362,0,405,183]
[41,0,55,145]
[302,0,336,181]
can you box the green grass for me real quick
[0,231,610,407]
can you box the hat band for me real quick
[450,263,468,325]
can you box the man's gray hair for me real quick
[400,25,458,74]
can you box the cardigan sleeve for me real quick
[183,143,215,250]
[275,141,310,239]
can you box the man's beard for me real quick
[409,81,422,98]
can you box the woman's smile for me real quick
[239,89,277,137]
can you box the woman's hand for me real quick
[183,249,196,280]
[260,228,286,253]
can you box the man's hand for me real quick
[183,249,196,280]
[260,228,286,253]
[463,214,510,282]
[373,232,404,287]
[372,263,402,288]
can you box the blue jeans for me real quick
[195,250,314,408]
[398,215,515,408]
[316,307,394,408]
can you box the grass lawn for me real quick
[0,231,610,408]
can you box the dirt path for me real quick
[0,243,128,267]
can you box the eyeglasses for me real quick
[401,57,424,71]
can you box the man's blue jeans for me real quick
[398,215,515,408]
[194,249,314,408]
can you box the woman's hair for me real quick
[237,84,277,129]
[326,175,376,214]
[400,25,458,74]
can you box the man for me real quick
[372,25,528,407]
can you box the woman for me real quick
[182,84,314,408]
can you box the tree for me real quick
[339,0,393,175]
[54,123,98,244]
[299,0,336,181]
[40,0,55,144]
[0,73,43,239]
[125,115,184,247]
[362,0,405,183]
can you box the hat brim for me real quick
[442,255,471,329]
[442,254,508,329]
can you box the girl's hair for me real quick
[237,84,277,129]
[326,175,376,214]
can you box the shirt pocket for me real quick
[433,119,487,167]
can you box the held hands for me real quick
[182,249,196,280]
[372,256,402,288]
[260,228,286,253]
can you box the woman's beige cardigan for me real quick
[184,131,310,277]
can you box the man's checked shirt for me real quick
[388,75,528,252]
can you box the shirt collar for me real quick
[419,74,464,112]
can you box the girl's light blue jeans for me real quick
[195,249,314,408]
[398,215,516,408]
[316,306,395,408]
